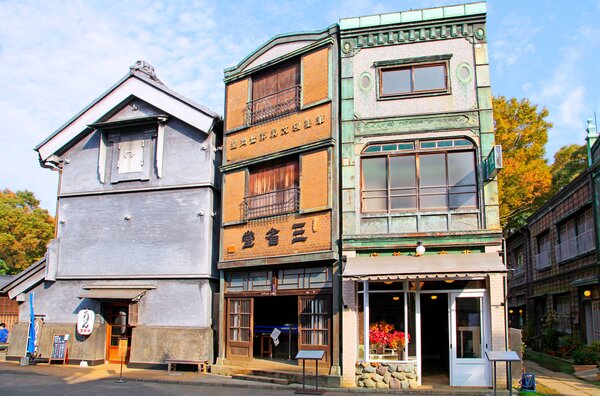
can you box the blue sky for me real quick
[1,0,599,213]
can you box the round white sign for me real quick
[77,309,95,336]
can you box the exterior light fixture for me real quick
[416,241,425,256]
[519,309,523,314]
[584,290,592,297]
[392,296,400,301]
[445,279,455,283]
[509,309,514,314]
[384,281,393,285]
[124,215,131,221]
[430,295,438,300]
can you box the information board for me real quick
[49,334,69,365]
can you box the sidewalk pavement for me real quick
[0,360,501,395]
[522,359,600,396]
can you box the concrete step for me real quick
[231,373,291,385]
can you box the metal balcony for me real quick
[246,85,301,126]
[243,187,299,220]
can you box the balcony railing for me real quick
[243,187,299,220]
[246,85,301,126]
[535,249,552,270]
[555,229,596,262]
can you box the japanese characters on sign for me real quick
[77,309,95,336]
[229,115,325,151]
[241,223,309,250]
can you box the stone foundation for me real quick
[355,362,419,389]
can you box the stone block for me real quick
[364,378,376,388]
[376,382,390,389]
[404,363,414,373]
[390,378,401,389]
[364,365,376,373]
[383,372,391,384]
[409,379,419,389]
[401,380,409,389]
[373,373,383,382]
[406,372,416,379]
[376,365,388,376]
[392,371,407,380]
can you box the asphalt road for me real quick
[0,371,360,396]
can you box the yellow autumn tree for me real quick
[493,96,553,233]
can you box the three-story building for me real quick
[338,3,507,388]
[216,26,341,378]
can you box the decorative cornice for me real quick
[355,112,479,136]
[341,21,485,57]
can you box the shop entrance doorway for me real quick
[420,293,449,385]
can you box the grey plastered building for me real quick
[3,61,222,367]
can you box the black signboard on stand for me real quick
[48,334,69,365]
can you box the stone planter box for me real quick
[355,362,419,389]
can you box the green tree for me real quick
[493,96,553,232]
[0,189,54,274]
[550,144,587,193]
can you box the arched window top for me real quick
[362,138,474,155]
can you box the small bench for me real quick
[165,359,208,374]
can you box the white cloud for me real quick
[490,11,542,73]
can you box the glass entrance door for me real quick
[449,292,489,386]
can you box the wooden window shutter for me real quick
[128,302,139,326]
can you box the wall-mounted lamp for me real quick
[384,281,393,285]
[584,290,592,297]
[124,215,131,221]
[519,309,523,314]
[59,219,66,224]
[445,279,455,283]
[416,241,425,256]
[430,295,438,300]
[392,296,400,301]
[509,309,514,314]
[198,211,205,217]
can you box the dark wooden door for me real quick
[298,295,330,366]
[227,298,253,360]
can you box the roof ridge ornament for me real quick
[130,60,164,86]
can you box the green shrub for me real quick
[572,345,600,365]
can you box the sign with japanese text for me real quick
[76,309,95,336]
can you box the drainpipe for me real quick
[503,237,510,351]
[586,119,598,167]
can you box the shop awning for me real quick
[78,287,151,301]
[343,252,506,281]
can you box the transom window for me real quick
[361,139,477,212]
[380,63,448,97]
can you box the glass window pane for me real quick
[382,68,411,95]
[420,194,447,209]
[455,297,482,359]
[449,193,477,209]
[368,291,408,361]
[390,156,416,189]
[421,141,436,149]
[364,145,381,153]
[363,158,387,190]
[419,154,446,188]
[413,65,446,91]
[383,144,397,151]
[391,196,417,210]
[448,152,476,187]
